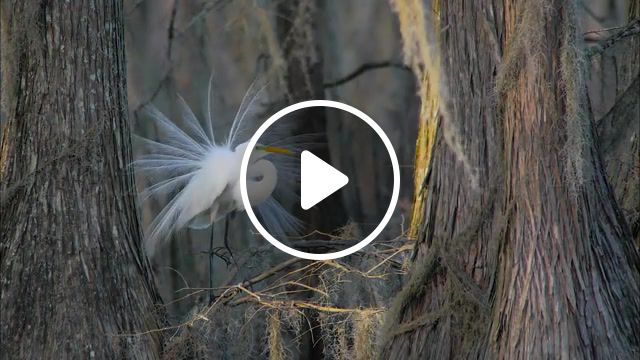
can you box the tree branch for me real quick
[587,19,640,56]
[323,61,412,88]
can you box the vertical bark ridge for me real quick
[491,0,640,357]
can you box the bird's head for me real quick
[235,142,294,162]
[232,142,294,207]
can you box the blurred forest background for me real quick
[125,2,418,357]
[124,1,420,358]
[125,0,417,317]
[1,0,638,359]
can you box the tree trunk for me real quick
[380,0,640,358]
[588,19,640,246]
[0,1,163,358]
[276,0,348,237]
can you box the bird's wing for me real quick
[175,165,230,229]
[185,183,237,230]
[135,100,229,258]
[143,170,229,258]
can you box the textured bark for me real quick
[380,0,640,359]
[596,74,639,245]
[490,1,640,357]
[588,23,640,244]
[0,1,163,358]
[380,1,503,357]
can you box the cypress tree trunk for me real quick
[380,0,640,358]
[0,1,163,358]
[589,19,640,246]
[490,1,639,357]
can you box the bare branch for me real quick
[323,61,412,88]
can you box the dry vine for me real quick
[122,226,412,359]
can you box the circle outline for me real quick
[240,100,400,260]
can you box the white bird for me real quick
[134,81,303,260]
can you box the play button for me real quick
[300,151,349,210]
[240,100,400,260]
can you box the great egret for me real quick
[134,81,304,298]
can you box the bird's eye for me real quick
[251,175,264,182]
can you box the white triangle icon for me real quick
[300,150,349,210]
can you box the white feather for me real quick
[135,80,305,258]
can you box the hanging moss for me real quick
[389,0,442,240]
[267,310,287,360]
[352,310,382,360]
[378,246,441,350]
[559,0,588,193]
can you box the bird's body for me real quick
[177,143,278,229]
[176,145,240,229]
[135,81,303,258]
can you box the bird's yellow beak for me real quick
[260,146,294,155]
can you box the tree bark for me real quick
[588,20,640,245]
[380,0,640,358]
[1,1,163,358]
[275,0,349,237]
[273,2,331,358]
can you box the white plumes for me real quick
[227,80,268,146]
[134,81,303,258]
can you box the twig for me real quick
[325,260,389,280]
[167,0,178,59]
[164,266,190,289]
[584,24,631,35]
[586,19,640,54]
[288,239,357,250]
[114,287,237,337]
[323,61,412,88]
[231,295,385,314]
[260,280,329,298]
[181,0,230,33]
[366,244,412,275]
[239,257,303,287]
